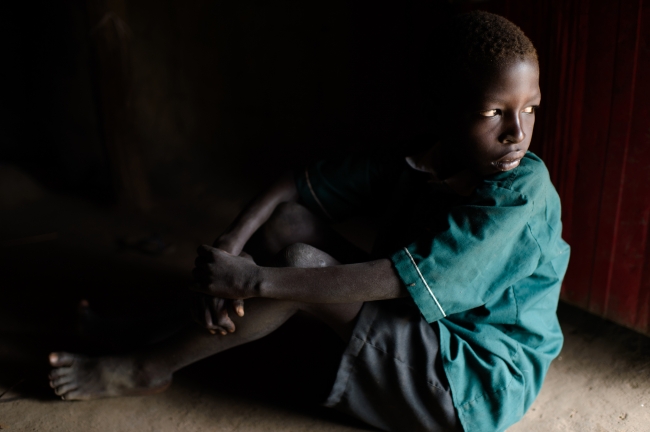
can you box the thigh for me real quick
[325,299,463,432]
[299,302,363,342]
[246,202,369,265]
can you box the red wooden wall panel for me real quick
[589,0,642,319]
[474,0,650,334]
[633,1,650,331]
[561,0,618,308]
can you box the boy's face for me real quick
[450,59,541,176]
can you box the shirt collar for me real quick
[405,143,481,197]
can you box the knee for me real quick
[279,243,338,268]
[260,202,314,252]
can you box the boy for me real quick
[48,11,570,432]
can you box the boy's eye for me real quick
[479,109,499,117]
[523,106,537,114]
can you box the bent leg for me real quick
[49,243,362,400]
[246,201,369,265]
[49,299,300,400]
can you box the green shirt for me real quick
[295,150,570,432]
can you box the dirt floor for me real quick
[2,166,650,431]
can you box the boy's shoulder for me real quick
[478,151,552,201]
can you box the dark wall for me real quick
[121,0,452,201]
[1,1,110,198]
[2,0,456,207]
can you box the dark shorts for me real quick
[325,299,462,432]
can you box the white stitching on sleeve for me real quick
[305,167,333,220]
[403,247,446,317]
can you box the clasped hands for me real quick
[191,243,260,335]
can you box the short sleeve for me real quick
[294,153,402,222]
[390,185,542,323]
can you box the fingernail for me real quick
[49,353,58,363]
[220,330,227,336]
[236,307,244,317]
[209,329,216,335]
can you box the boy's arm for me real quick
[213,171,298,255]
[259,260,407,303]
[193,246,408,303]
[194,172,297,334]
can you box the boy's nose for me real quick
[500,113,525,144]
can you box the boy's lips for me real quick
[492,151,523,171]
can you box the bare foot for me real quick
[48,352,172,400]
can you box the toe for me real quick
[54,382,78,396]
[63,390,90,401]
[49,352,75,367]
[50,374,73,389]
[49,366,72,381]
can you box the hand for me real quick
[191,244,252,335]
[193,245,259,298]
[211,236,247,318]
[190,293,242,335]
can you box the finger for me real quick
[211,298,231,335]
[216,299,236,333]
[204,305,225,335]
[202,296,215,328]
[205,297,228,336]
[232,299,245,317]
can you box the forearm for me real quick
[216,171,298,254]
[257,259,408,303]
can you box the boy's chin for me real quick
[472,160,520,176]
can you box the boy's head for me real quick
[425,11,541,176]
[431,11,538,85]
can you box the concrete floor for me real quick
[2,166,650,431]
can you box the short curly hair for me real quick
[423,11,538,103]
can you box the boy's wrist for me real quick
[213,233,241,255]
[253,267,273,299]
